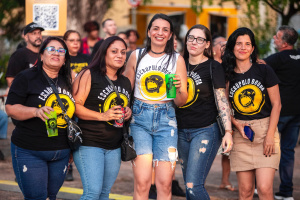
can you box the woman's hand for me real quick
[35,106,54,122]
[101,105,123,121]
[222,132,233,153]
[124,106,132,121]
[263,134,275,157]
[174,74,182,93]
[233,121,248,140]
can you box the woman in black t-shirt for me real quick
[72,36,132,199]
[63,30,91,79]
[175,25,233,200]
[5,37,74,200]
[222,27,281,199]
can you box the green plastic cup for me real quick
[165,74,177,98]
[45,110,58,137]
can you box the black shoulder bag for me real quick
[105,76,137,161]
[43,71,83,150]
[209,61,226,137]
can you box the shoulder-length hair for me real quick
[183,24,214,62]
[222,27,257,82]
[137,13,176,69]
[37,36,72,92]
[74,36,127,95]
[63,30,81,41]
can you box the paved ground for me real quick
[1,122,300,200]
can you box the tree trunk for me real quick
[67,0,111,37]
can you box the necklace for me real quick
[150,49,165,54]
[236,64,252,74]
[187,56,206,76]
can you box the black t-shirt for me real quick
[6,67,75,151]
[78,68,131,150]
[228,63,279,120]
[264,49,300,116]
[6,48,38,78]
[90,39,104,60]
[176,59,226,129]
[70,53,90,74]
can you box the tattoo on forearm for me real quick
[215,89,231,129]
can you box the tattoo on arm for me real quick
[215,88,232,130]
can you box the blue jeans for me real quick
[277,114,300,196]
[73,146,121,200]
[129,98,178,163]
[178,123,222,200]
[11,142,70,200]
[0,110,8,139]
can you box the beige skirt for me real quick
[229,117,280,172]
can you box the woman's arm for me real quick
[5,104,53,121]
[123,50,137,90]
[264,84,281,157]
[215,87,233,152]
[72,70,123,121]
[173,56,188,107]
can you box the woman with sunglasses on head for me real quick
[64,30,91,80]
[5,37,74,200]
[175,25,233,200]
[72,36,132,200]
[222,27,281,199]
[124,13,188,200]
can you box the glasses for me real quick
[66,39,81,43]
[44,47,67,56]
[187,35,207,44]
[220,44,226,54]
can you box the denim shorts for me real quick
[129,98,178,163]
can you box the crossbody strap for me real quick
[42,70,67,114]
[105,76,121,104]
[209,61,220,111]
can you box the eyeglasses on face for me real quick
[66,39,81,43]
[44,46,67,56]
[187,35,207,44]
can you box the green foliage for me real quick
[0,54,10,87]
[0,0,25,41]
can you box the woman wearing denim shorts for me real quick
[175,25,233,200]
[124,13,188,200]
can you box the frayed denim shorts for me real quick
[129,98,178,163]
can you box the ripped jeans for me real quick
[11,142,70,200]
[178,123,221,200]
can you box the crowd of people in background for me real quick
[0,12,299,200]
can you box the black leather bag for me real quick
[105,76,137,161]
[121,124,137,161]
[209,62,226,137]
[43,71,83,150]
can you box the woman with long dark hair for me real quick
[72,36,132,200]
[124,13,188,199]
[222,27,281,199]
[175,25,233,200]
[6,37,74,200]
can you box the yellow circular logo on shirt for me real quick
[45,94,75,128]
[139,71,166,100]
[232,84,265,115]
[103,93,128,112]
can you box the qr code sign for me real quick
[33,4,59,30]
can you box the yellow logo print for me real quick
[232,84,265,115]
[139,71,166,100]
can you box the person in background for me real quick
[72,36,132,200]
[5,37,74,200]
[118,32,130,51]
[90,19,118,60]
[262,26,300,200]
[64,30,90,80]
[126,29,139,51]
[80,21,101,55]
[176,25,233,200]
[0,109,8,160]
[212,35,235,192]
[6,22,44,91]
[16,27,27,50]
[222,27,281,200]
[63,30,91,181]
[124,13,188,200]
